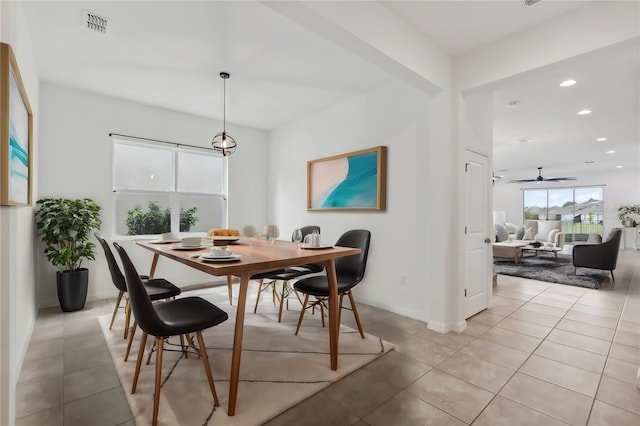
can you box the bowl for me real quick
[180,236,202,247]
[210,247,232,257]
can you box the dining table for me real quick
[135,237,361,416]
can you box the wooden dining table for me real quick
[135,237,361,416]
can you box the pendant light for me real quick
[211,72,237,156]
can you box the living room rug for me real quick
[99,286,393,426]
[493,253,611,289]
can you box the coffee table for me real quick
[521,245,562,259]
[492,241,530,264]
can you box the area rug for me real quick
[493,253,610,289]
[99,286,393,426]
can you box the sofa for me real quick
[524,220,565,249]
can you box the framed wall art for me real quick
[307,146,387,211]
[0,42,33,206]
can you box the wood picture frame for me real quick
[307,146,387,211]
[0,43,33,206]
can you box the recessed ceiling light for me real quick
[518,138,530,143]
[499,169,509,172]
[595,137,607,142]
[606,150,616,154]
[577,109,592,115]
[584,161,595,164]
[560,79,576,87]
[507,101,519,108]
[616,165,624,168]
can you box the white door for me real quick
[463,150,490,318]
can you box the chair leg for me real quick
[277,280,288,323]
[319,300,325,328]
[152,337,164,426]
[295,294,310,335]
[611,270,615,282]
[196,331,220,407]
[253,279,264,314]
[109,291,124,330]
[124,299,131,340]
[338,294,344,328]
[226,275,233,305]
[124,320,137,362]
[132,332,148,394]
[573,266,577,276]
[347,291,365,338]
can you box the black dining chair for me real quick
[253,226,324,322]
[294,229,371,338]
[113,242,228,426]
[95,233,182,340]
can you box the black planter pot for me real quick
[56,268,89,312]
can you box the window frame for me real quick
[111,136,228,239]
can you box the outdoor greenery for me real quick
[125,201,198,235]
[618,205,640,227]
[35,198,102,271]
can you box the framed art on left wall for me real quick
[0,42,33,206]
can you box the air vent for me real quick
[82,10,109,34]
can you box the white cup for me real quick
[161,232,177,241]
[210,246,232,257]
[304,232,321,247]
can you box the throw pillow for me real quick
[522,227,533,240]
[494,223,508,242]
[505,222,517,235]
[516,225,526,240]
[548,229,560,246]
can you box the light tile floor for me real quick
[16,250,640,425]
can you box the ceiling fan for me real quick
[507,167,577,183]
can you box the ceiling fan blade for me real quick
[545,177,577,181]
[507,179,537,183]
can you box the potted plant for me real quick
[35,198,102,312]
[618,205,640,228]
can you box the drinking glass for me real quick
[292,229,303,247]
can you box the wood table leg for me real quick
[228,272,250,416]
[324,259,339,371]
[149,253,159,279]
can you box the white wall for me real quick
[37,83,269,307]
[268,80,443,322]
[0,3,40,425]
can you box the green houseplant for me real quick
[35,198,102,311]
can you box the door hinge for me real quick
[464,288,467,297]
[464,226,467,234]
[465,162,469,172]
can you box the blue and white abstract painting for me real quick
[310,148,382,209]
[8,66,29,204]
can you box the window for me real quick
[113,137,227,236]
[523,186,604,238]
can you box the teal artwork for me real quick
[321,151,378,208]
[308,146,386,211]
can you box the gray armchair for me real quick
[572,228,622,281]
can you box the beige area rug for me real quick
[99,285,393,426]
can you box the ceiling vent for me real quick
[82,10,109,34]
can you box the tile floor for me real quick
[16,250,640,425]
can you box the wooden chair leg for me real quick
[124,320,137,362]
[132,331,148,394]
[109,291,124,330]
[226,275,233,305]
[611,270,615,282]
[348,291,365,338]
[196,331,220,406]
[319,300,325,328]
[295,294,309,335]
[179,334,188,359]
[124,299,131,339]
[574,266,577,275]
[152,337,164,426]
[277,280,288,323]
[253,279,264,314]
[338,293,344,328]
